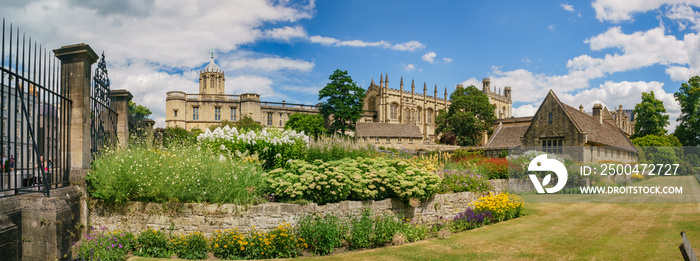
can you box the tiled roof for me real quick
[558,101,635,150]
[355,122,423,138]
[487,124,528,148]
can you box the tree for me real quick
[284,113,326,137]
[235,115,263,132]
[435,85,496,146]
[674,76,700,146]
[318,69,366,135]
[128,100,152,124]
[631,91,669,139]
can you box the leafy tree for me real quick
[631,91,669,139]
[631,134,681,147]
[162,126,196,146]
[235,115,263,132]
[674,76,700,146]
[284,113,326,137]
[435,85,496,146]
[318,69,366,135]
[128,100,152,124]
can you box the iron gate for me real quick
[0,19,71,197]
[90,53,117,158]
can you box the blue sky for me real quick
[2,0,700,129]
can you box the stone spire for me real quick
[380,73,384,88]
[444,86,447,100]
[434,84,438,95]
[371,77,375,86]
[400,76,404,91]
[385,73,389,87]
[411,79,415,93]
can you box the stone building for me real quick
[486,90,637,163]
[165,55,320,130]
[360,75,512,141]
[355,122,423,148]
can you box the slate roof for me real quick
[355,122,423,138]
[549,91,636,151]
[487,124,528,148]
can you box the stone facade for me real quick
[520,90,637,163]
[165,55,320,131]
[361,75,512,141]
[90,180,508,236]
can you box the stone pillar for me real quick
[141,119,155,148]
[53,44,98,171]
[109,89,133,148]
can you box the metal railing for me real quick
[1,19,71,197]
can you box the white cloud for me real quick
[561,3,575,12]
[309,35,423,51]
[404,64,417,72]
[262,25,307,41]
[422,52,437,63]
[666,4,700,32]
[443,57,453,63]
[308,35,339,45]
[548,24,556,31]
[227,75,281,99]
[391,41,425,51]
[592,0,700,22]
[513,104,539,117]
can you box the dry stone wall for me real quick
[90,180,509,236]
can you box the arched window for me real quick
[427,109,433,124]
[390,103,398,119]
[404,108,411,123]
[417,107,422,123]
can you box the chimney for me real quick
[579,104,584,112]
[592,103,603,124]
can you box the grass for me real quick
[128,176,700,260]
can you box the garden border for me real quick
[89,180,508,236]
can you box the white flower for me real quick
[219,155,226,162]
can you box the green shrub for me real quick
[400,220,429,242]
[172,232,208,260]
[347,209,403,250]
[266,157,441,204]
[162,126,197,147]
[88,145,265,205]
[135,229,170,258]
[73,228,136,261]
[210,229,247,259]
[296,213,346,256]
[436,169,492,194]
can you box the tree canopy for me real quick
[318,69,366,135]
[631,91,669,139]
[128,100,152,124]
[284,113,326,137]
[435,85,496,146]
[674,76,700,146]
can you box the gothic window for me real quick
[548,113,552,123]
[390,103,398,120]
[267,112,273,126]
[192,107,199,121]
[417,108,422,123]
[404,108,411,123]
[173,110,178,117]
[279,113,283,126]
[230,107,237,121]
[214,107,221,121]
[427,109,433,124]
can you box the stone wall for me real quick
[0,186,83,261]
[90,180,508,236]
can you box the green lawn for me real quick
[129,176,700,261]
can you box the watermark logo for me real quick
[528,154,568,193]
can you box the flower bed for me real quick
[198,126,309,170]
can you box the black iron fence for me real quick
[0,19,71,197]
[90,53,117,158]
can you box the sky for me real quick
[1,0,700,130]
